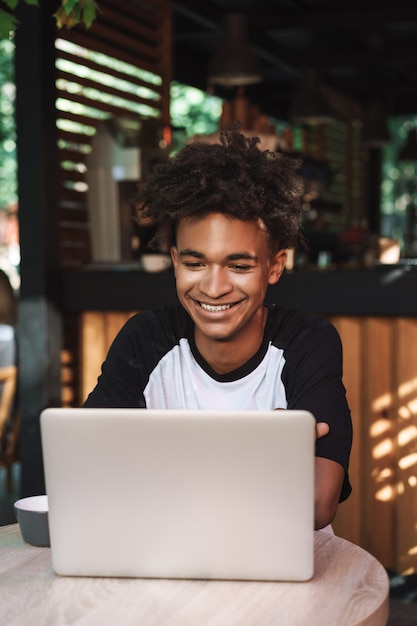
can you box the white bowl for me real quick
[141,253,172,273]
[14,495,50,547]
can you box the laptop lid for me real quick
[40,408,315,581]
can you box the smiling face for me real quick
[171,213,287,372]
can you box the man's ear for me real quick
[268,249,287,285]
[170,246,178,274]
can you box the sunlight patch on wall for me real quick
[399,405,412,419]
[407,398,417,414]
[375,485,395,502]
[373,467,394,482]
[372,438,393,460]
[398,376,417,398]
[408,475,417,487]
[398,453,417,470]
[398,425,417,446]
[369,418,391,438]
[371,393,392,412]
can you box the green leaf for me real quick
[83,0,97,28]
[0,8,18,38]
[84,0,97,28]
[64,0,79,14]
[2,0,39,9]
[2,0,18,10]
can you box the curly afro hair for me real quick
[134,126,305,253]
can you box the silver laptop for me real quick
[40,408,315,581]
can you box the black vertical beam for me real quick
[15,3,62,497]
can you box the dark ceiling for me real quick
[173,0,417,122]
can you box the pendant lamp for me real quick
[208,13,262,87]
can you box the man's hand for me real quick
[316,422,329,439]
[274,411,330,441]
[274,411,343,529]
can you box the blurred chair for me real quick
[0,269,19,492]
[0,365,19,492]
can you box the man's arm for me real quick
[314,422,344,529]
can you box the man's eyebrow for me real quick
[178,249,258,262]
[178,249,205,258]
[227,252,259,262]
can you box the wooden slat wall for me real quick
[303,120,366,228]
[329,317,363,549]
[75,311,417,574]
[79,311,138,403]
[55,0,172,269]
[364,319,396,568]
[330,316,417,574]
[57,0,172,409]
[330,317,398,568]
[61,313,80,408]
[396,319,417,574]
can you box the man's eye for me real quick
[184,261,203,268]
[230,264,252,272]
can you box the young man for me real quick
[84,128,352,529]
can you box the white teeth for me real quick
[200,303,232,312]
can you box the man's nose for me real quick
[200,266,232,297]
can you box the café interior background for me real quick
[1,0,417,583]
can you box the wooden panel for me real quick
[395,318,417,574]
[80,312,107,404]
[364,318,396,569]
[79,311,137,404]
[57,49,162,91]
[329,317,363,547]
[57,69,160,107]
[63,29,159,75]
[56,0,172,269]
[104,312,135,350]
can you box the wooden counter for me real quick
[60,263,417,316]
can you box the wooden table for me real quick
[0,524,389,626]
